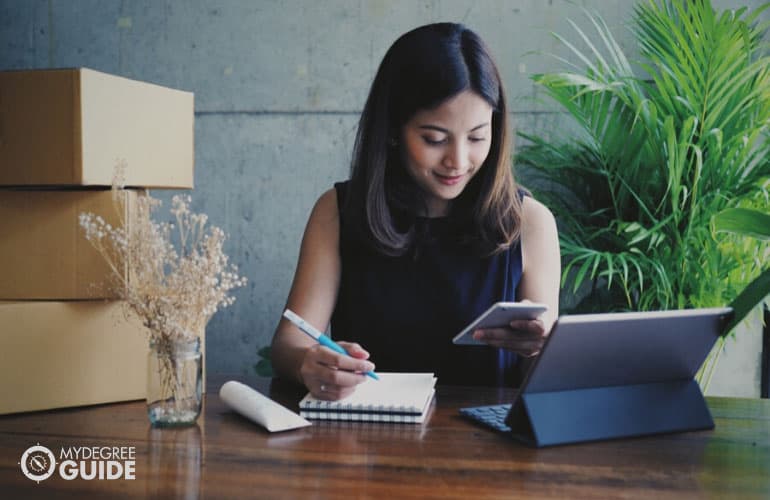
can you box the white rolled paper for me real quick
[219,380,312,432]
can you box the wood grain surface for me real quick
[1,375,768,499]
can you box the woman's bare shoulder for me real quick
[307,188,339,228]
[521,196,556,230]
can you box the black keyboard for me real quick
[460,404,513,433]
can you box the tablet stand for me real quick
[505,378,713,447]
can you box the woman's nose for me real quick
[442,141,468,170]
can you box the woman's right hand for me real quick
[299,341,375,400]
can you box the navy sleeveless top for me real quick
[331,181,526,386]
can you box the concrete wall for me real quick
[1,0,766,395]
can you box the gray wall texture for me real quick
[1,0,766,394]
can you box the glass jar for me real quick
[147,337,202,427]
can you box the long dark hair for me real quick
[345,22,522,256]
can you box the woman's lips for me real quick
[434,172,465,186]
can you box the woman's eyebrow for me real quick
[418,123,490,133]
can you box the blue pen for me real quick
[283,309,379,380]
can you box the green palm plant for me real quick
[712,208,770,331]
[516,0,770,384]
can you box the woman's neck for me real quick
[423,199,450,218]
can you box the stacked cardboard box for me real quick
[0,68,195,414]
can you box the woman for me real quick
[271,23,560,400]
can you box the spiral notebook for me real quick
[298,372,436,423]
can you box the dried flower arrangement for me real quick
[79,170,247,344]
[78,165,246,424]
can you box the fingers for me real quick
[508,317,547,336]
[480,336,543,357]
[300,344,375,400]
[336,341,370,360]
[313,382,357,400]
[314,344,375,373]
[306,368,367,400]
[471,318,548,357]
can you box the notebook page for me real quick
[299,372,436,412]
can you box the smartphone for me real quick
[452,302,548,346]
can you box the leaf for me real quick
[254,359,274,377]
[713,208,770,240]
[254,345,274,377]
[573,255,596,293]
[725,268,770,333]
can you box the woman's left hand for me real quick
[471,318,549,357]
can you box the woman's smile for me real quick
[433,171,467,186]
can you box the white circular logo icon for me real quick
[20,444,56,483]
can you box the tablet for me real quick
[452,302,548,346]
[459,307,733,446]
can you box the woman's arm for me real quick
[517,196,561,330]
[270,188,374,399]
[472,197,561,355]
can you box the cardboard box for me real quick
[0,189,141,299]
[0,301,148,414]
[0,68,193,188]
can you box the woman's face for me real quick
[400,90,494,217]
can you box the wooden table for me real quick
[1,375,768,499]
